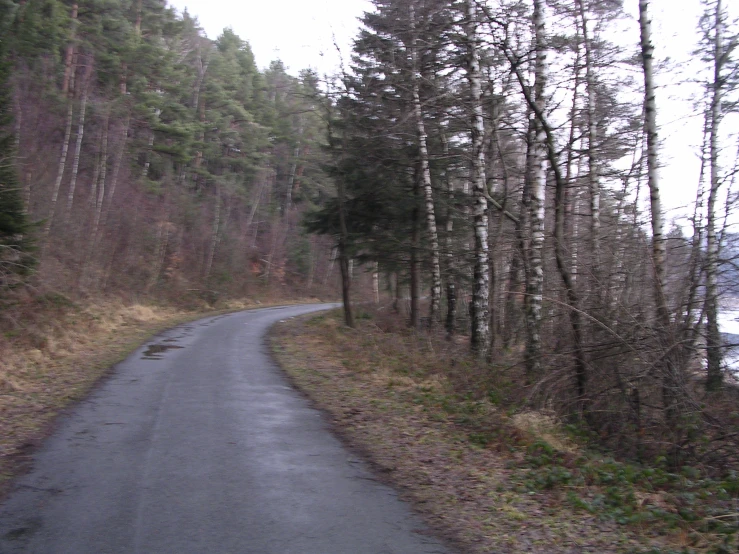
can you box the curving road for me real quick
[0,305,452,554]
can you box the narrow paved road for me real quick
[0,305,452,554]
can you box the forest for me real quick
[305,0,739,466]
[1,0,335,302]
[2,0,739,549]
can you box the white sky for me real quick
[168,0,372,76]
[167,0,737,228]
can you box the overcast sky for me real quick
[168,0,372,75]
[167,0,737,228]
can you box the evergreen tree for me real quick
[0,2,34,290]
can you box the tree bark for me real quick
[410,177,421,329]
[81,109,110,287]
[141,107,160,180]
[465,0,491,357]
[61,4,78,95]
[43,99,74,247]
[203,184,221,282]
[135,0,143,36]
[410,3,442,325]
[99,115,130,242]
[64,60,92,223]
[639,0,668,328]
[285,116,303,215]
[577,0,601,278]
[705,0,725,391]
[441,132,457,337]
[640,0,681,420]
[507,0,589,410]
[524,0,548,377]
[337,173,354,327]
[372,261,380,304]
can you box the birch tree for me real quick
[577,0,601,279]
[465,0,491,356]
[409,1,442,324]
[638,0,669,329]
[702,0,738,391]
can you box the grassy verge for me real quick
[271,310,738,554]
[0,294,320,498]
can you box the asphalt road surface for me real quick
[0,304,452,554]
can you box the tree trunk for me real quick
[410,3,442,325]
[466,0,491,357]
[203,183,221,282]
[99,115,129,242]
[147,222,170,292]
[705,0,725,391]
[337,175,354,327]
[639,0,668,327]
[372,261,380,304]
[43,99,74,247]
[508,0,589,409]
[324,247,337,286]
[82,110,110,287]
[61,4,78,95]
[640,0,680,420]
[441,132,457,337]
[285,117,303,215]
[307,236,316,289]
[64,60,92,223]
[410,179,421,329]
[141,107,160,180]
[135,0,143,36]
[524,0,548,377]
[577,0,601,278]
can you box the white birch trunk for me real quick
[410,3,442,324]
[638,0,668,326]
[526,0,548,375]
[285,116,303,215]
[203,183,221,282]
[577,0,600,273]
[99,115,129,241]
[372,261,380,304]
[442,132,457,336]
[84,110,110,279]
[466,0,490,356]
[43,101,74,244]
[64,64,91,223]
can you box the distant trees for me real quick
[6,0,336,301]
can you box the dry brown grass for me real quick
[271,310,686,554]
[0,298,200,494]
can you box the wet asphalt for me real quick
[0,304,453,554]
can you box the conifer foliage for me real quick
[0,1,34,291]
[5,0,332,300]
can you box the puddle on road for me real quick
[141,344,185,360]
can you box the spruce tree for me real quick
[0,4,34,290]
